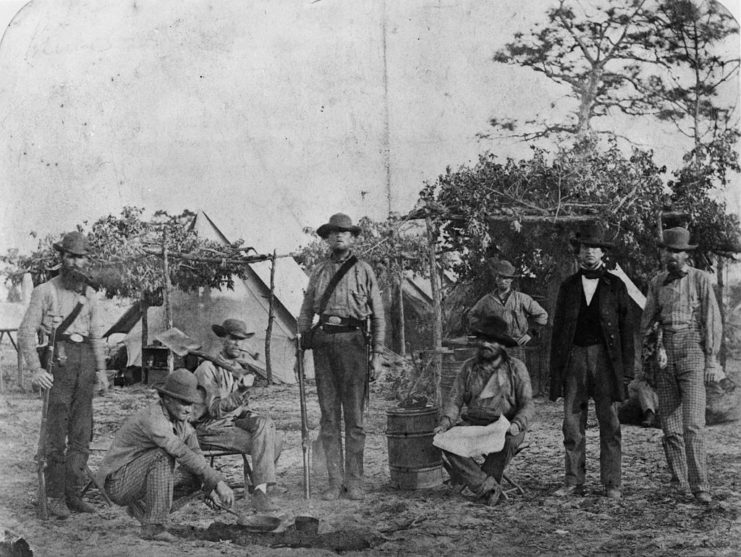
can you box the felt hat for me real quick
[211,318,255,339]
[569,222,614,250]
[156,368,202,404]
[488,259,517,278]
[658,227,697,251]
[316,213,361,239]
[470,315,518,348]
[53,231,90,256]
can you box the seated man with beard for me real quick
[433,315,534,505]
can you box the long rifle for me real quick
[36,324,58,520]
[295,334,311,499]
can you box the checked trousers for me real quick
[656,330,708,494]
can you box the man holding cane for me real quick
[298,213,385,501]
[19,232,109,518]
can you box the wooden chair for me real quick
[201,447,254,493]
[500,442,530,499]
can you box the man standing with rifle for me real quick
[298,213,385,501]
[19,232,109,519]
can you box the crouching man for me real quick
[434,315,534,505]
[95,369,234,542]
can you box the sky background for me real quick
[0,0,738,255]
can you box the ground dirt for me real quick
[0,348,739,557]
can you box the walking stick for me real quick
[295,334,311,499]
[36,323,58,520]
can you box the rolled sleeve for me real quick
[18,286,48,370]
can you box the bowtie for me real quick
[580,267,605,280]
[663,270,687,286]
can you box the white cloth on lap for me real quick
[433,416,510,458]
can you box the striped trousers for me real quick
[656,330,708,494]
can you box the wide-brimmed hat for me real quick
[569,222,614,250]
[212,318,255,339]
[658,227,697,251]
[156,368,202,404]
[487,259,517,279]
[53,231,90,256]
[316,213,361,239]
[470,315,518,348]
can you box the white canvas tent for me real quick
[112,211,313,383]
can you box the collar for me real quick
[330,250,354,264]
[579,265,605,280]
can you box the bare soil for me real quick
[0,349,739,557]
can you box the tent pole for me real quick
[265,251,276,384]
[162,230,174,374]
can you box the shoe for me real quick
[343,485,364,501]
[641,410,656,428]
[251,489,278,512]
[485,484,503,506]
[694,491,712,505]
[47,497,71,519]
[719,377,736,393]
[320,485,343,501]
[67,495,96,513]
[605,488,622,500]
[140,524,177,542]
[553,485,583,497]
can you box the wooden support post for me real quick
[162,230,174,373]
[397,258,406,357]
[265,251,276,384]
[425,216,443,412]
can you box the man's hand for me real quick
[516,334,532,346]
[433,417,451,435]
[507,423,521,437]
[370,353,383,382]
[705,366,723,385]
[212,480,234,509]
[96,370,109,396]
[31,369,53,390]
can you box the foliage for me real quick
[487,0,667,142]
[293,214,432,291]
[419,140,667,294]
[1,206,253,301]
[646,0,740,146]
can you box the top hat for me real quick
[658,227,697,251]
[569,222,614,250]
[470,315,518,348]
[316,213,362,239]
[156,368,203,404]
[488,259,517,279]
[53,231,90,256]
[211,318,255,339]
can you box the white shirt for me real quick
[581,275,599,306]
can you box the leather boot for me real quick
[67,495,96,513]
[252,489,278,512]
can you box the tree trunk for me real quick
[265,251,276,384]
[397,261,406,357]
[425,216,443,411]
[162,231,174,373]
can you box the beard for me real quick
[478,343,503,361]
[60,266,86,291]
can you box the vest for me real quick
[573,280,603,346]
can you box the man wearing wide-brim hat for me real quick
[433,315,534,506]
[298,213,385,501]
[550,222,634,499]
[640,227,722,505]
[190,318,282,513]
[468,258,548,358]
[18,231,110,518]
[96,369,235,542]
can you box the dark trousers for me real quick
[442,430,526,494]
[47,342,96,498]
[312,329,368,488]
[562,344,622,489]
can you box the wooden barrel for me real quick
[386,407,443,490]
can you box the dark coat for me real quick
[549,271,634,402]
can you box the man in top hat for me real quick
[19,231,109,518]
[298,213,385,501]
[550,223,634,499]
[433,315,534,506]
[190,318,282,512]
[468,259,548,357]
[96,369,235,542]
[640,227,722,504]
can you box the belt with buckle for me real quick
[57,333,89,344]
[319,315,364,333]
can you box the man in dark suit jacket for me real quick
[550,224,634,499]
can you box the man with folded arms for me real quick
[96,369,234,542]
[433,315,533,506]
